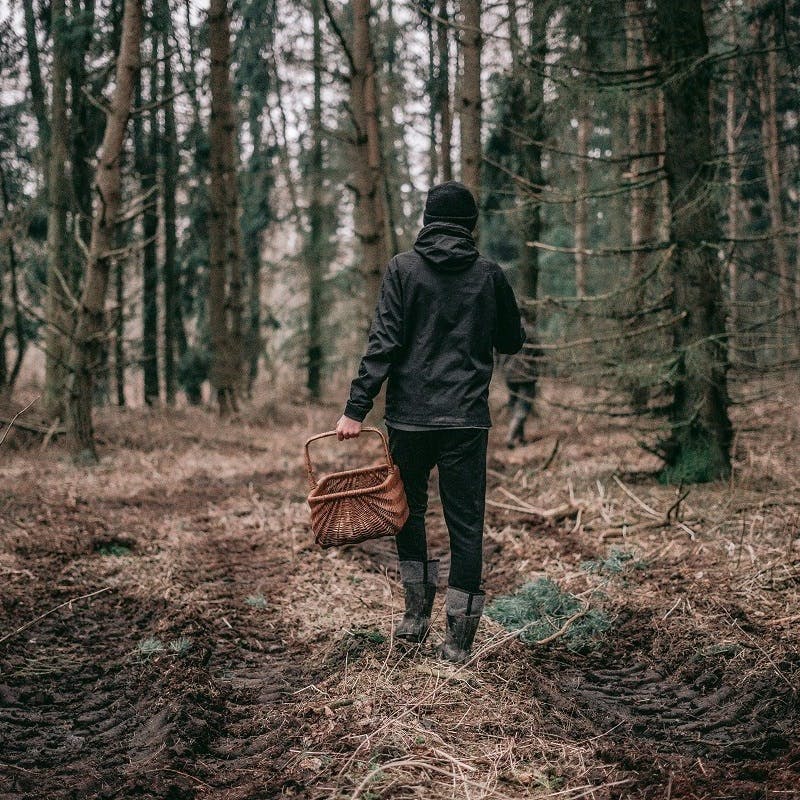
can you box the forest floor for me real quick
[1,381,799,799]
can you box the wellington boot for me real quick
[440,587,485,663]
[396,560,439,643]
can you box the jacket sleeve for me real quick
[344,260,404,422]
[493,267,526,355]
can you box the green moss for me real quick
[659,435,729,484]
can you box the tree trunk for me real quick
[749,8,794,358]
[655,0,732,482]
[208,0,244,414]
[574,107,590,298]
[0,255,5,394]
[510,0,545,307]
[70,0,99,294]
[0,164,27,397]
[162,20,179,405]
[21,0,49,151]
[307,0,325,400]
[43,0,71,421]
[437,0,453,182]
[140,32,160,406]
[114,255,125,406]
[426,3,438,185]
[243,101,265,399]
[380,0,401,256]
[350,0,389,323]
[726,5,741,363]
[624,0,658,409]
[459,0,481,205]
[66,0,142,462]
[626,0,651,285]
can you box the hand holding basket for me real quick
[305,427,410,548]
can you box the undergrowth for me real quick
[486,578,611,652]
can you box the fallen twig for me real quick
[487,497,579,522]
[0,587,111,646]
[533,608,590,645]
[537,437,560,471]
[612,475,661,518]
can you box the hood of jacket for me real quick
[413,222,480,272]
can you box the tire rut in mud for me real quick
[0,529,316,799]
[522,616,800,796]
[351,530,800,796]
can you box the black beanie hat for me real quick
[423,181,478,231]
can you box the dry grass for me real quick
[1,376,798,798]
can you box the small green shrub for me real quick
[486,578,610,652]
[136,637,165,657]
[351,628,386,644]
[169,636,192,654]
[581,547,643,576]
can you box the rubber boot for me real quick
[396,560,439,643]
[506,409,527,448]
[440,587,485,663]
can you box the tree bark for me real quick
[381,0,402,256]
[509,0,545,307]
[437,0,453,182]
[725,5,741,363]
[624,0,658,409]
[136,31,160,406]
[0,164,27,397]
[114,255,125,406]
[350,0,389,324]
[426,2,438,185]
[459,0,482,205]
[43,0,71,421]
[749,7,795,357]
[70,0,99,291]
[208,0,244,414]
[21,0,49,150]
[243,101,265,399]
[625,0,658,286]
[574,107,590,298]
[655,0,732,482]
[307,0,325,400]
[66,0,142,462]
[162,19,179,405]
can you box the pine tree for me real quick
[66,0,143,461]
[654,0,732,481]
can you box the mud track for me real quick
[1,469,321,799]
[2,408,799,798]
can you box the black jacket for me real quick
[344,223,525,428]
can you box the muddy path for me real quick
[1,445,323,799]
[2,404,799,798]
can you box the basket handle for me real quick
[304,427,394,490]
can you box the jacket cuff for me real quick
[344,401,369,422]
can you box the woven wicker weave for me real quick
[305,427,409,548]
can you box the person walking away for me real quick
[503,325,541,448]
[336,181,525,663]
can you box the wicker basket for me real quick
[305,427,410,548]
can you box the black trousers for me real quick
[387,427,488,594]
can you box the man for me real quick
[502,326,540,448]
[336,181,525,663]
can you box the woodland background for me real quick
[0,0,798,477]
[1,2,800,797]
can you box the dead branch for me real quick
[612,475,661,518]
[486,496,580,522]
[0,586,111,646]
[0,396,40,447]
